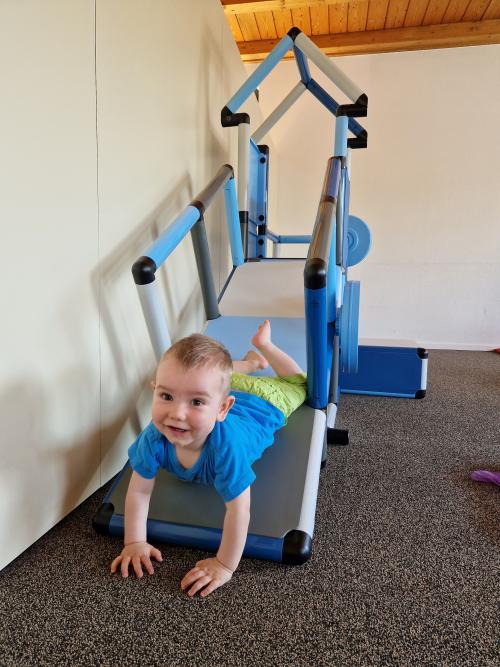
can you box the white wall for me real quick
[248,46,500,350]
[0,0,268,570]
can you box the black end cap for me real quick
[327,427,349,446]
[287,27,302,41]
[92,502,115,535]
[258,144,269,156]
[347,131,368,149]
[132,256,157,285]
[304,257,327,289]
[417,348,429,359]
[239,210,249,225]
[223,163,235,179]
[415,389,426,399]
[336,93,368,118]
[356,93,368,108]
[221,106,250,127]
[190,200,205,216]
[283,530,312,565]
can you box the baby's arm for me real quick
[181,486,251,598]
[110,471,163,578]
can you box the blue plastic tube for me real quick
[144,205,200,268]
[226,35,293,112]
[223,178,244,266]
[334,115,349,157]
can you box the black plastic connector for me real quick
[347,131,368,149]
[417,348,429,359]
[282,530,312,564]
[258,144,269,156]
[221,106,250,127]
[92,502,115,535]
[287,27,302,41]
[304,257,327,290]
[337,93,368,118]
[415,389,427,399]
[132,256,157,286]
[190,200,205,216]
[327,427,349,446]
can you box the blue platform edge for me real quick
[103,463,285,562]
[340,345,427,398]
[107,513,284,562]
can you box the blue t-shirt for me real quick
[128,391,285,503]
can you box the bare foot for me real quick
[242,350,268,370]
[251,320,271,350]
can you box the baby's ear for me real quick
[217,394,235,422]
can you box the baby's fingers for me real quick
[110,555,122,573]
[131,556,144,578]
[200,580,221,598]
[141,555,155,575]
[181,566,201,591]
[120,556,131,578]
[151,547,163,563]
[187,575,212,598]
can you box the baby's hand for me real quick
[110,541,163,578]
[181,557,233,598]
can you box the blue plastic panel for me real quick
[339,281,360,374]
[108,513,284,562]
[305,286,329,408]
[340,346,427,398]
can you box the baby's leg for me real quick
[232,350,269,375]
[251,320,303,377]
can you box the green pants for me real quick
[231,372,307,422]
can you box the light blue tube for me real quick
[279,235,311,244]
[226,35,293,112]
[327,234,339,323]
[144,205,200,268]
[223,178,244,266]
[334,115,349,157]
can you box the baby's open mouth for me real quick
[167,426,188,433]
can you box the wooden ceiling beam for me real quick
[222,0,356,15]
[237,18,500,60]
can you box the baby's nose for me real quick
[168,402,187,421]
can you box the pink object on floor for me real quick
[471,470,500,486]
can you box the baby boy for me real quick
[111,320,306,597]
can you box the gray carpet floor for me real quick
[1,350,499,667]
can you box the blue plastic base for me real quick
[106,511,285,562]
[339,345,427,398]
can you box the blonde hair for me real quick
[161,334,233,394]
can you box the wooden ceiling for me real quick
[221,0,500,61]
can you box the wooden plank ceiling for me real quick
[221,0,500,61]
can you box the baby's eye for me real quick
[160,392,173,401]
[191,398,204,407]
